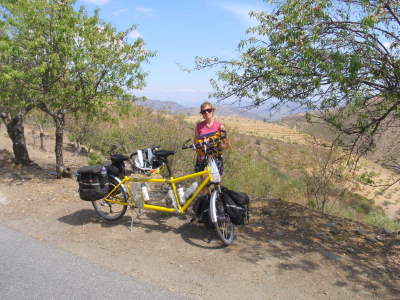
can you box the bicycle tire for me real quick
[209,190,235,245]
[92,176,128,221]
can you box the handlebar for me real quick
[181,134,226,150]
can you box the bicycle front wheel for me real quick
[209,190,235,245]
[92,177,128,221]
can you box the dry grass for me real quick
[186,115,400,220]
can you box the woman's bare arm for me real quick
[220,124,229,150]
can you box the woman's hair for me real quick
[200,101,215,111]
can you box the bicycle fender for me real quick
[209,190,218,223]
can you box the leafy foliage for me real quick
[196,0,400,157]
[0,0,154,176]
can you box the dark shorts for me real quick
[195,156,224,175]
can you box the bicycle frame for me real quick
[93,136,235,245]
[103,167,214,214]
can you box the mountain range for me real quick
[136,99,299,121]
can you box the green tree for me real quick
[65,111,101,155]
[197,0,400,156]
[27,109,52,151]
[2,0,153,177]
[0,4,34,164]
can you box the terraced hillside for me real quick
[186,115,400,219]
[187,115,312,145]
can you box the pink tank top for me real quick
[196,120,222,138]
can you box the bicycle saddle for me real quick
[153,150,175,158]
[111,154,129,163]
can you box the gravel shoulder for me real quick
[0,131,399,299]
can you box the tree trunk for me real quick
[4,115,33,165]
[53,113,65,179]
[75,140,82,155]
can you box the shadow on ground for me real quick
[0,149,63,183]
[239,197,400,297]
[58,209,225,250]
[55,196,399,297]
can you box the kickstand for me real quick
[207,234,213,244]
[129,206,142,232]
[130,214,134,231]
[129,206,134,231]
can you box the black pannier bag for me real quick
[222,187,250,225]
[77,165,109,201]
[192,194,213,228]
[106,154,128,178]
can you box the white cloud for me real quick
[216,2,263,27]
[135,6,153,17]
[128,30,142,39]
[82,0,109,5]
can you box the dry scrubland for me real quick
[0,117,399,299]
[187,115,400,223]
[3,105,400,232]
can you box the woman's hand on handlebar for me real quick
[181,135,225,150]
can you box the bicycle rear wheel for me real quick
[209,190,235,245]
[92,177,128,221]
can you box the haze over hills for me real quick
[137,99,302,121]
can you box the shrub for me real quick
[365,210,400,232]
[87,152,104,165]
[223,136,305,201]
[303,141,354,212]
[358,172,375,185]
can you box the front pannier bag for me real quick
[77,165,109,201]
[192,194,213,228]
[222,187,250,225]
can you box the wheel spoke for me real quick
[211,191,235,245]
[92,178,127,221]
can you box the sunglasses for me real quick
[201,108,214,114]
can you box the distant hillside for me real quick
[137,99,273,121]
[279,113,400,174]
[277,113,337,142]
[136,99,188,113]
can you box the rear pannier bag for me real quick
[222,187,250,225]
[77,165,109,201]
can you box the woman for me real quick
[194,101,228,175]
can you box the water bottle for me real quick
[131,183,143,209]
[100,166,107,177]
[141,183,150,202]
[177,185,185,205]
[167,187,177,209]
[184,181,198,200]
[100,166,107,186]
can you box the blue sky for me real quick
[75,0,269,107]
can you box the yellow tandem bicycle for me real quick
[90,135,236,245]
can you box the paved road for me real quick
[0,224,184,299]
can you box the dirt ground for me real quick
[0,128,399,299]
